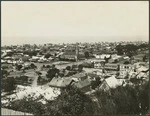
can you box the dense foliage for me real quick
[84,51,90,59]
[46,67,60,81]
[115,43,149,57]
[1,77,16,92]
[2,81,149,115]
[6,86,94,115]
[94,82,149,115]
[2,69,9,78]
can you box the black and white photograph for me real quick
[1,1,149,115]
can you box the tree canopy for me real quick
[1,77,16,92]
[6,86,95,115]
[84,51,90,59]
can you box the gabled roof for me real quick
[8,71,24,77]
[87,73,99,78]
[137,66,149,72]
[48,77,73,88]
[24,71,37,77]
[105,76,123,88]
[75,78,91,89]
[71,72,87,78]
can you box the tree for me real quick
[72,65,78,70]
[44,53,51,59]
[16,64,22,71]
[45,86,95,115]
[52,64,55,69]
[115,44,124,55]
[31,50,38,56]
[66,66,71,71]
[7,95,45,115]
[84,51,89,59]
[104,56,109,63]
[46,65,51,68]
[111,86,141,114]
[94,83,149,115]
[78,64,83,72]
[124,61,130,64]
[27,50,38,57]
[94,90,117,115]
[1,77,16,92]
[30,63,37,69]
[91,77,101,90]
[139,82,149,114]
[143,55,147,62]
[114,59,118,63]
[43,65,45,68]
[46,68,60,80]
[2,69,9,78]
[39,51,43,55]
[6,86,95,115]
[2,65,9,69]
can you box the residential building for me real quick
[104,63,119,72]
[71,72,88,81]
[73,78,91,93]
[60,45,79,61]
[92,60,105,69]
[119,64,135,78]
[48,77,74,88]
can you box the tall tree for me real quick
[78,64,83,72]
[84,51,89,59]
[45,86,94,115]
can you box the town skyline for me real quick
[2,36,149,46]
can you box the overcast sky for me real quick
[1,1,149,45]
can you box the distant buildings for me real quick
[104,63,119,72]
[119,64,135,78]
[60,45,79,61]
[92,60,105,69]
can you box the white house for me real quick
[91,59,105,69]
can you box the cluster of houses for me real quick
[47,49,149,94]
[1,41,149,95]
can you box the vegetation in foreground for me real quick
[2,82,149,116]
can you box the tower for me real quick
[75,43,79,62]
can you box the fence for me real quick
[1,108,33,115]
